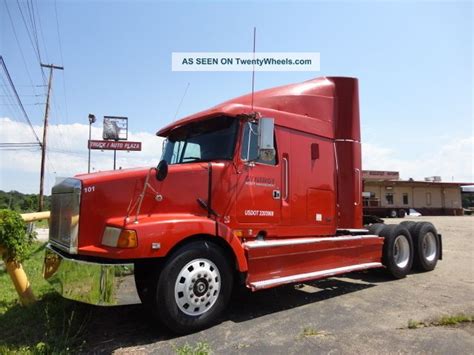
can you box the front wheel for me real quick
[152,241,233,334]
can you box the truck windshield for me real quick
[162,116,238,165]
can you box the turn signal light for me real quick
[117,230,138,248]
[233,230,243,237]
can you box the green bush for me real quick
[0,209,34,262]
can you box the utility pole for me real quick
[38,63,64,211]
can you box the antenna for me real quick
[174,82,191,120]
[251,27,256,112]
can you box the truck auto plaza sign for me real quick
[89,140,142,151]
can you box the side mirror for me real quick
[156,160,168,181]
[257,117,275,162]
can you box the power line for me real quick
[0,94,44,97]
[0,56,42,146]
[0,147,40,151]
[0,142,41,151]
[14,0,48,86]
[54,0,69,125]
[3,0,39,97]
[15,0,42,65]
[32,0,50,65]
[0,142,41,148]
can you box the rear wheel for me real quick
[400,221,417,234]
[380,225,414,279]
[412,222,439,271]
[152,241,233,334]
[389,209,398,218]
[368,223,385,236]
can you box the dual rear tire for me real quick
[401,221,440,271]
[370,221,440,278]
[379,224,414,279]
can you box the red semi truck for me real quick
[43,77,442,333]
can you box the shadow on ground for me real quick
[0,271,386,353]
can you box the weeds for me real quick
[0,242,91,353]
[173,341,212,355]
[408,319,425,329]
[407,314,473,329]
[435,314,473,326]
[298,326,330,339]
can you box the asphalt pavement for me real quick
[40,216,474,354]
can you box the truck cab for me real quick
[43,77,441,334]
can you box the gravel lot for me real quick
[76,216,474,353]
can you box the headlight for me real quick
[102,226,138,248]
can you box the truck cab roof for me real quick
[156,76,360,142]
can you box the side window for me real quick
[402,193,409,205]
[240,122,276,166]
[181,142,201,162]
[170,141,184,164]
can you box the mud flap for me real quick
[438,233,443,260]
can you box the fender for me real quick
[79,213,248,272]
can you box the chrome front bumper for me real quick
[43,245,141,306]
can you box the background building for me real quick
[362,170,471,217]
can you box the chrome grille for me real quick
[49,178,81,254]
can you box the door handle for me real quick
[282,157,289,202]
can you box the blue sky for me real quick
[1,0,472,193]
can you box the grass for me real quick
[173,341,212,355]
[408,319,425,329]
[407,314,473,329]
[298,326,330,339]
[302,327,320,336]
[0,242,91,353]
[33,220,49,229]
[435,314,473,326]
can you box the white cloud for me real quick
[0,117,164,193]
[362,136,474,182]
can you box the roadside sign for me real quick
[103,116,128,140]
[88,140,142,151]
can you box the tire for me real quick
[379,224,414,279]
[412,222,439,271]
[368,223,386,236]
[389,209,398,218]
[136,275,152,305]
[400,221,417,234]
[398,209,406,218]
[152,241,233,334]
[135,259,163,306]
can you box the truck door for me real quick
[276,126,337,236]
[235,122,281,227]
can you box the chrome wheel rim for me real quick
[393,235,410,268]
[422,232,437,262]
[174,258,221,316]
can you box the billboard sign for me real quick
[89,140,142,151]
[103,116,128,140]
